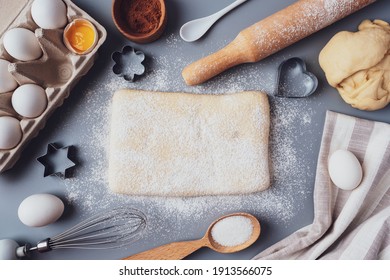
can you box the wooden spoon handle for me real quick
[123,239,206,260]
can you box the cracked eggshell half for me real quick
[63,19,98,55]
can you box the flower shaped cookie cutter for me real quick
[112,46,146,82]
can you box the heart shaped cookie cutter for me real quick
[275,57,318,98]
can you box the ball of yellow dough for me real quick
[319,19,390,111]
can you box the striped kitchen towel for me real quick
[253,111,390,260]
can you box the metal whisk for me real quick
[16,207,147,258]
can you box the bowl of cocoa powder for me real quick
[112,0,167,44]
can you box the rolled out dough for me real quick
[108,90,270,196]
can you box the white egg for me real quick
[3,28,42,61]
[11,84,47,118]
[0,59,18,93]
[0,239,19,260]
[328,149,363,191]
[18,194,64,227]
[31,0,68,29]
[0,116,22,150]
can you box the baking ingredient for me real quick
[182,0,377,86]
[328,150,363,191]
[109,90,270,196]
[211,216,253,247]
[3,28,42,61]
[319,19,390,111]
[124,0,162,34]
[31,0,68,29]
[0,116,22,150]
[0,59,18,93]
[0,239,19,260]
[18,193,64,227]
[124,212,258,259]
[11,84,47,118]
[63,19,97,54]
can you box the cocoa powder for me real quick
[123,0,162,34]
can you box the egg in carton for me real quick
[0,0,107,173]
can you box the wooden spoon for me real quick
[123,212,261,260]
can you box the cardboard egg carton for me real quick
[0,0,107,173]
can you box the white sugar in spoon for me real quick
[180,0,249,42]
[123,212,261,260]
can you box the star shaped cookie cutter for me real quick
[37,143,77,178]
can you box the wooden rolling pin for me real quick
[182,0,376,86]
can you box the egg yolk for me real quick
[65,20,96,53]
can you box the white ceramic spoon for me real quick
[180,0,249,42]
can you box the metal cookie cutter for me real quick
[275,57,318,98]
[37,143,77,178]
[112,46,146,82]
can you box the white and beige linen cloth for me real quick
[254,111,390,260]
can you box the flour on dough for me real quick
[108,90,270,196]
[319,19,390,111]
